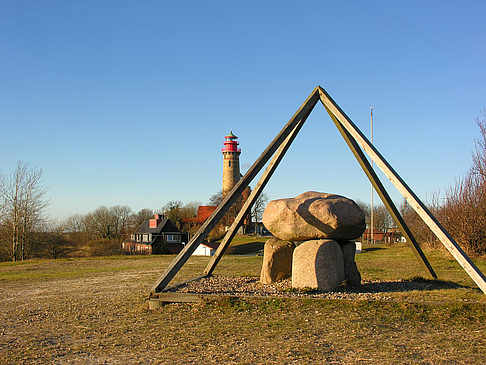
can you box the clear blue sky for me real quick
[1,1,485,220]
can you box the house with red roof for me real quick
[122,214,184,254]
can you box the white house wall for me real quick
[192,244,215,256]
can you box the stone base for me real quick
[292,239,345,291]
[260,238,295,284]
[339,241,361,287]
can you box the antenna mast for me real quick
[370,105,374,244]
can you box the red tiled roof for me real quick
[197,206,217,224]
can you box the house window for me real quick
[166,234,181,242]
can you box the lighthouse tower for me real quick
[222,131,241,197]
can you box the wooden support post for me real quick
[150,88,320,293]
[204,110,310,276]
[318,86,486,294]
[321,102,437,278]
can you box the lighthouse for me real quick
[222,131,241,197]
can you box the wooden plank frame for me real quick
[150,87,320,293]
[318,86,486,294]
[321,103,437,279]
[150,85,486,296]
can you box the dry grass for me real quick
[1,243,485,364]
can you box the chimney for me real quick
[149,214,161,228]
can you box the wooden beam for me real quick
[318,86,486,294]
[321,102,437,279]
[150,87,320,293]
[149,293,210,307]
[204,109,310,276]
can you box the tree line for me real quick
[0,162,48,261]
[0,165,202,261]
[1,112,486,261]
[60,202,203,258]
[0,163,266,261]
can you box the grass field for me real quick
[1,242,485,364]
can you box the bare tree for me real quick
[400,112,486,254]
[355,200,394,232]
[130,209,154,231]
[472,108,486,180]
[208,191,222,206]
[373,205,394,232]
[110,205,133,240]
[0,161,48,261]
[62,213,89,247]
[400,198,441,247]
[441,171,486,255]
[438,111,486,256]
[32,220,74,259]
[158,201,201,232]
[82,206,113,239]
[0,223,10,261]
[179,201,199,220]
[251,192,268,234]
[82,205,133,241]
[179,201,200,233]
[160,200,184,228]
[355,200,371,226]
[207,189,255,233]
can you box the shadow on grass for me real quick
[362,247,386,253]
[343,278,463,293]
[167,276,467,299]
[228,242,264,255]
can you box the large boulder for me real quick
[260,238,295,284]
[339,241,361,287]
[262,191,366,241]
[292,239,345,291]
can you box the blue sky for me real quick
[1,1,485,220]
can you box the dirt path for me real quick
[1,264,172,364]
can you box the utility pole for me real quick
[370,105,374,244]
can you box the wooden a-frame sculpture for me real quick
[150,86,486,299]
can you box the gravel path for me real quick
[167,275,460,301]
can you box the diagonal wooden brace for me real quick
[318,86,486,294]
[321,102,437,279]
[150,87,320,293]
[204,107,311,276]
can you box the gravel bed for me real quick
[166,275,458,301]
